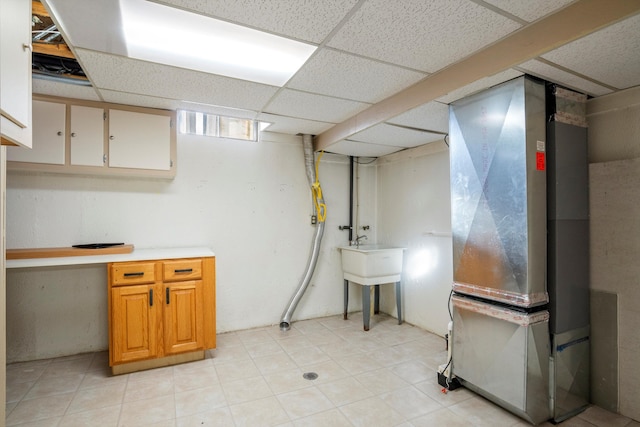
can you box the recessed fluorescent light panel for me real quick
[120,0,317,87]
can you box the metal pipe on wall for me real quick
[279,134,325,331]
[349,156,354,242]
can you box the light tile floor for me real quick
[6,313,638,426]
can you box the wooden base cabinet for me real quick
[108,257,215,374]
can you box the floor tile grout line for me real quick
[6,313,636,426]
[115,371,130,427]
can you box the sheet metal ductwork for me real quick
[447,76,590,424]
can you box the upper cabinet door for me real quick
[7,100,65,164]
[70,105,105,167]
[108,109,172,171]
[0,0,32,147]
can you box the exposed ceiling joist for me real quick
[32,42,74,59]
[31,0,87,80]
[31,0,73,58]
[314,0,640,152]
[31,0,48,16]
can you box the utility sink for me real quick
[339,244,406,331]
[339,244,405,285]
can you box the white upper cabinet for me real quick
[108,109,172,171]
[0,0,32,148]
[7,96,176,179]
[70,105,105,167]
[7,100,65,164]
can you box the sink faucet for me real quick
[351,235,367,247]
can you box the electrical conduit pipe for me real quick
[279,134,326,331]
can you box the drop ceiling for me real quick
[35,0,640,156]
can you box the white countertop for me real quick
[6,247,215,269]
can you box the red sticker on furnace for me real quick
[536,152,545,171]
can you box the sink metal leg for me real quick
[396,281,403,325]
[362,285,371,331]
[343,279,349,320]
[374,285,380,314]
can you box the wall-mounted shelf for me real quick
[7,244,135,260]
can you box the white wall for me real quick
[587,86,640,163]
[5,132,360,362]
[5,112,454,363]
[375,142,452,336]
[587,86,640,421]
[1,147,7,422]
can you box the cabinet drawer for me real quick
[163,259,202,282]
[112,262,156,285]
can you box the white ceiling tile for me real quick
[387,101,449,133]
[257,113,334,135]
[326,140,404,157]
[155,0,359,43]
[265,89,370,123]
[350,123,443,148]
[99,90,258,119]
[287,49,427,103]
[32,78,101,101]
[517,59,613,97]
[41,0,640,141]
[397,131,443,148]
[541,14,640,90]
[436,69,523,104]
[75,49,278,112]
[483,0,574,22]
[328,0,521,73]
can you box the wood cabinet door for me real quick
[111,284,158,364]
[163,281,204,355]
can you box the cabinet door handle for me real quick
[166,287,170,304]
[149,289,154,307]
[124,272,144,277]
[174,268,193,274]
[57,131,63,136]
[109,135,115,140]
[71,132,76,137]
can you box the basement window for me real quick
[178,110,258,141]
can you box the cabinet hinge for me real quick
[103,112,107,120]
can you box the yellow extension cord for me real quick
[312,151,327,223]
